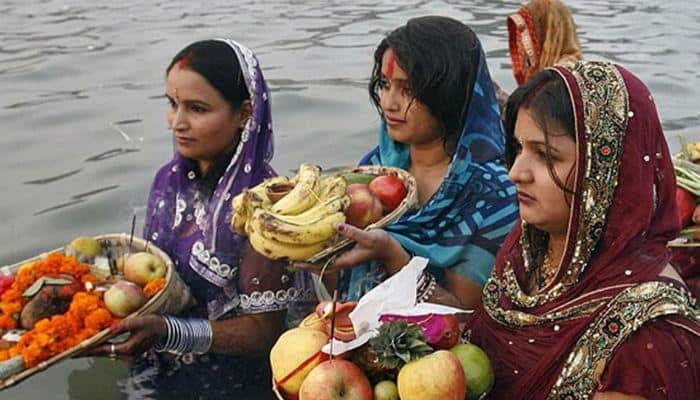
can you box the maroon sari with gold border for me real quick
[466,61,700,399]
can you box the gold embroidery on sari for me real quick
[482,268,609,327]
[547,282,700,400]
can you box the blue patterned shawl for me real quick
[342,43,518,300]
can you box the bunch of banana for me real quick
[230,176,289,235]
[231,164,350,261]
[687,142,700,162]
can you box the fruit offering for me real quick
[232,164,349,261]
[672,139,700,244]
[0,235,170,385]
[0,253,116,372]
[231,164,410,261]
[271,312,493,400]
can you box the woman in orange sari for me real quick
[508,0,581,86]
[495,0,582,112]
[466,61,700,399]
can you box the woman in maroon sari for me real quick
[466,61,700,399]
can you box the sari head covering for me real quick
[342,36,519,299]
[508,0,582,85]
[467,61,700,399]
[144,39,283,320]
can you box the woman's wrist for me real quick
[152,315,168,339]
[382,238,411,275]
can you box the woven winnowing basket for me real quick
[0,233,192,390]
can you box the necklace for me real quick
[536,248,558,290]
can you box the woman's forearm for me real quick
[209,310,285,356]
[422,285,466,309]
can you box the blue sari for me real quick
[341,44,518,300]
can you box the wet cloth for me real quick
[466,61,700,399]
[341,37,518,300]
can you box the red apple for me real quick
[676,186,696,227]
[432,314,461,350]
[104,280,147,317]
[124,252,167,286]
[397,350,466,400]
[369,175,407,212]
[299,359,373,400]
[345,184,384,228]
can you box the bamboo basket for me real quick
[305,165,418,264]
[0,233,192,390]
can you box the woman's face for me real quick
[378,49,442,146]
[508,108,576,236]
[166,65,245,165]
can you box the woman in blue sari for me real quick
[300,16,518,308]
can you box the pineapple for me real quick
[361,321,432,380]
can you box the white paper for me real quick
[321,257,472,355]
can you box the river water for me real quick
[1,0,698,398]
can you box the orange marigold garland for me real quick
[0,254,119,367]
[0,254,92,330]
[143,277,166,299]
[0,292,118,367]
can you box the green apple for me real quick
[450,343,495,400]
[66,236,102,262]
[123,252,166,286]
[373,380,399,400]
[104,280,146,317]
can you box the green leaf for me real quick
[397,351,411,363]
[22,277,74,297]
[22,277,46,297]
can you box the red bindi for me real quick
[384,48,396,79]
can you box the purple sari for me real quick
[127,39,302,398]
[143,39,307,320]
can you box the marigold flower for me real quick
[143,278,166,298]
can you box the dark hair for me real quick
[504,69,575,195]
[368,16,480,152]
[167,40,250,194]
[166,40,250,109]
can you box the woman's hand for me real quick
[296,222,410,275]
[85,315,167,362]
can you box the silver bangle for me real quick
[154,316,213,355]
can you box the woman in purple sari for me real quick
[92,39,307,399]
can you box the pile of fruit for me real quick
[231,163,408,261]
[673,140,700,243]
[0,236,167,381]
[270,301,493,400]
